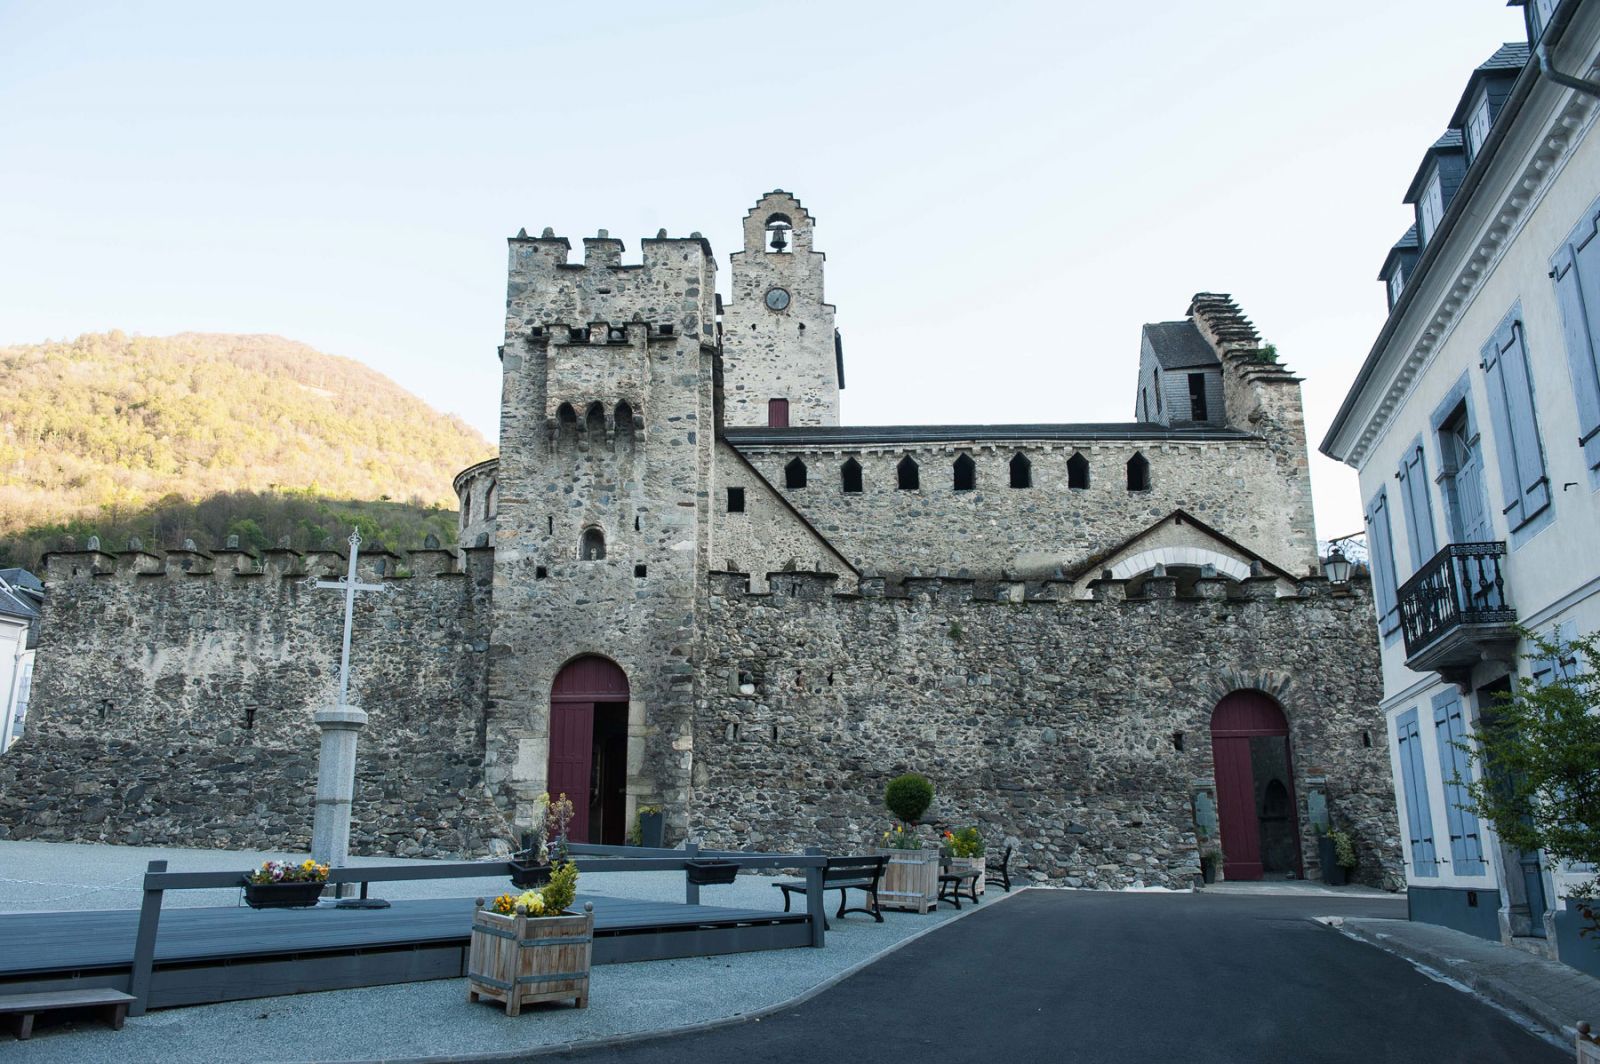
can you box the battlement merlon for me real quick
[503,229,717,348]
[42,543,489,585]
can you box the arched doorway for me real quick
[549,656,629,845]
[1210,691,1302,881]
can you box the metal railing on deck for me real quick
[128,844,827,1015]
[1397,541,1515,659]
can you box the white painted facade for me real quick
[1322,0,1600,961]
[0,616,33,754]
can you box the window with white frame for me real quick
[1419,172,1445,244]
[1465,93,1493,158]
[1388,268,1405,308]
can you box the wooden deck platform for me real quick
[0,894,812,1009]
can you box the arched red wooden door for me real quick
[1210,691,1300,881]
[549,656,629,844]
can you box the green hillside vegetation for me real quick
[0,331,493,570]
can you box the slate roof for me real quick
[1450,42,1532,126]
[1378,225,1421,280]
[1404,130,1467,203]
[723,423,1253,447]
[1141,320,1221,371]
[0,583,38,622]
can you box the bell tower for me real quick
[722,190,843,427]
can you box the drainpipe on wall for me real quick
[1536,43,1600,99]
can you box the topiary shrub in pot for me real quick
[877,773,939,913]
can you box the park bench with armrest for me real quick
[773,854,887,929]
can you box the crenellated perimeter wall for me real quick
[0,543,514,858]
[693,570,1401,890]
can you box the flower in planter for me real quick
[246,859,329,885]
[943,826,984,859]
[492,861,579,917]
[882,823,926,850]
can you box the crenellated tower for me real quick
[485,225,719,840]
[721,191,842,427]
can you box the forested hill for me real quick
[0,332,494,570]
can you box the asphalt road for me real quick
[532,889,1565,1064]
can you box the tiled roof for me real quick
[1478,42,1531,73]
[1142,320,1221,370]
[1393,225,1420,251]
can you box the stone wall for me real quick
[731,434,1309,580]
[0,545,513,858]
[709,441,858,592]
[692,571,1401,890]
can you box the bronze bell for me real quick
[769,225,789,252]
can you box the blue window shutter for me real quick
[1482,316,1551,529]
[1365,489,1401,634]
[1553,619,1580,681]
[1432,694,1486,875]
[1397,444,1438,568]
[1396,709,1439,876]
[1551,199,1600,473]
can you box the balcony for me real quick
[1398,542,1518,689]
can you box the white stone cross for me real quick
[314,530,385,707]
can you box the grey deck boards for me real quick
[0,894,807,978]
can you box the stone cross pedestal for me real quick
[310,530,384,887]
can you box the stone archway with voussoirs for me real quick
[1109,547,1252,583]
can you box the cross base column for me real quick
[312,702,368,897]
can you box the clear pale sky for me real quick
[0,1,1529,541]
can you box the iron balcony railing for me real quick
[1398,542,1515,659]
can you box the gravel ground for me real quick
[0,840,989,1063]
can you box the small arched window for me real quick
[765,213,793,253]
[461,490,472,526]
[785,457,807,489]
[585,401,606,434]
[486,480,498,518]
[615,400,635,437]
[953,453,976,491]
[1068,452,1090,490]
[1009,453,1032,489]
[1127,452,1151,492]
[841,458,863,494]
[556,402,578,437]
[897,455,920,491]
[580,527,606,561]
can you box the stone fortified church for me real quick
[0,192,1400,888]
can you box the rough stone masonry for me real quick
[0,190,1401,889]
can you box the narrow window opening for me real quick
[584,401,606,435]
[244,706,257,731]
[579,527,606,560]
[1172,731,1184,752]
[727,487,746,513]
[785,457,807,489]
[953,453,976,491]
[841,458,863,494]
[768,398,790,428]
[1127,452,1150,491]
[634,515,641,532]
[634,564,647,578]
[1361,730,1372,748]
[771,723,779,742]
[556,402,578,438]
[536,565,548,579]
[461,492,472,526]
[1009,452,1032,489]
[728,722,740,741]
[614,400,634,435]
[1154,368,1162,415]
[548,516,554,535]
[1187,373,1209,421]
[1067,452,1090,490]
[896,455,920,490]
[486,480,498,518]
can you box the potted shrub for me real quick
[468,862,593,1014]
[242,858,330,909]
[1318,829,1357,886]
[1199,845,1223,885]
[941,826,986,895]
[874,773,940,913]
[636,805,664,848]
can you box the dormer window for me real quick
[1528,0,1557,41]
[1388,268,1406,309]
[1418,171,1445,245]
[1465,93,1493,159]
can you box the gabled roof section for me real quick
[1404,130,1466,204]
[1141,320,1221,371]
[1450,43,1531,126]
[1379,225,1421,281]
[1062,509,1299,585]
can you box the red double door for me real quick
[1210,691,1300,881]
[547,656,629,844]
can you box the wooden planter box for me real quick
[467,903,594,1015]
[947,856,986,896]
[875,848,940,914]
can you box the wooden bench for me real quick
[0,988,135,1040]
[773,854,887,929]
[938,868,981,909]
[986,844,1013,892]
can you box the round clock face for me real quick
[765,287,791,312]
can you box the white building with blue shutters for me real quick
[1322,0,1600,978]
